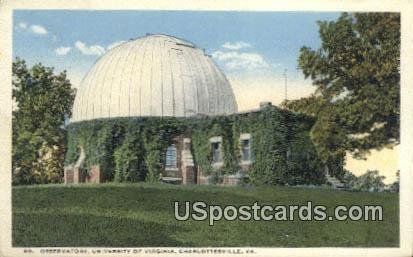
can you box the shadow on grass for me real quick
[13,184,260,213]
[13,211,189,247]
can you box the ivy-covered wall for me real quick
[65,106,332,185]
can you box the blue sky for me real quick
[13,10,341,108]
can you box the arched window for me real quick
[209,136,223,165]
[212,142,222,163]
[165,144,177,168]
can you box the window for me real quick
[240,133,252,163]
[212,142,222,163]
[165,144,177,168]
[241,139,251,162]
[209,136,223,165]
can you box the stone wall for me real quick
[222,174,242,185]
[64,167,85,184]
[197,168,243,186]
[85,165,101,183]
[64,165,101,184]
[181,138,196,184]
[182,166,196,184]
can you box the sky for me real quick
[12,10,398,183]
[13,10,341,110]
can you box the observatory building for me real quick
[65,34,336,187]
[71,34,238,122]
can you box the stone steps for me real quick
[325,174,345,189]
[161,176,182,185]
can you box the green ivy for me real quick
[114,125,146,182]
[65,107,331,185]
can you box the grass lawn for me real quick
[13,183,398,247]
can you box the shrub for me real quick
[343,170,385,192]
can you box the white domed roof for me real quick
[71,34,238,122]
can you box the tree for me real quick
[390,170,399,193]
[342,170,385,192]
[283,13,400,162]
[12,58,76,184]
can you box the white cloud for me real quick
[74,39,126,56]
[222,41,251,50]
[107,40,126,50]
[30,24,48,35]
[15,22,48,36]
[212,50,269,71]
[75,41,105,56]
[55,46,71,56]
[18,22,27,29]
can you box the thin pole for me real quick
[284,69,288,101]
